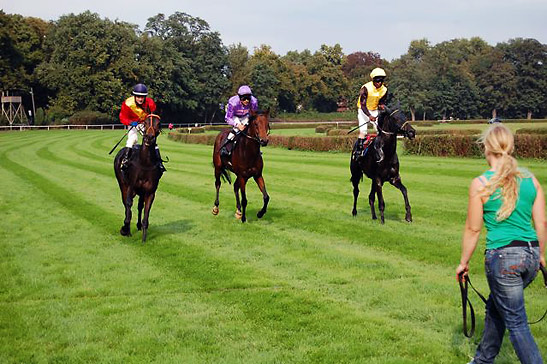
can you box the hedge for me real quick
[327,129,352,136]
[417,129,481,136]
[515,128,547,135]
[175,126,205,134]
[168,131,357,152]
[403,134,547,159]
[169,130,546,159]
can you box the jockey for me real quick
[355,68,388,162]
[119,83,166,172]
[219,85,259,157]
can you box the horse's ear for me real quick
[250,109,257,117]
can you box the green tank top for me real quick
[481,169,537,250]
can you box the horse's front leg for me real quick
[390,175,412,222]
[121,189,135,236]
[351,173,361,217]
[212,168,221,215]
[375,179,385,224]
[368,182,377,220]
[234,178,242,220]
[254,175,269,219]
[239,177,248,223]
[137,194,144,230]
[141,193,155,243]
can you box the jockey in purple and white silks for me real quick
[220,85,259,157]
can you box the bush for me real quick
[168,132,217,145]
[315,125,335,133]
[417,129,481,136]
[68,110,115,125]
[403,134,547,159]
[204,125,230,131]
[169,130,357,152]
[412,121,437,127]
[515,128,547,135]
[176,126,205,134]
[327,129,351,136]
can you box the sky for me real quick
[3,0,547,60]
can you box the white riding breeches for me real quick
[231,116,249,133]
[228,116,250,140]
[357,109,379,136]
[126,123,145,148]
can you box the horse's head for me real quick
[143,114,161,147]
[381,107,415,140]
[247,109,270,146]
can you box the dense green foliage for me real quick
[1,130,546,363]
[1,10,546,125]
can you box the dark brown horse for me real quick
[212,110,270,223]
[114,114,164,242]
[350,107,416,223]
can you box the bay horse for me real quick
[350,107,416,223]
[114,114,164,242]
[212,109,270,223]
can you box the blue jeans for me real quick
[472,246,542,364]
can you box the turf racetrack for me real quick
[1,130,545,363]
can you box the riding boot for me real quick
[220,133,236,157]
[155,147,166,172]
[353,138,365,161]
[120,147,132,171]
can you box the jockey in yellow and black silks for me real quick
[354,68,388,162]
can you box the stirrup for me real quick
[220,146,230,157]
[121,157,130,170]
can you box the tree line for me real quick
[1,10,546,124]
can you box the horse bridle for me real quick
[459,266,547,338]
[377,109,410,137]
[139,114,161,137]
[240,115,270,144]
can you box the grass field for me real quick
[1,130,546,363]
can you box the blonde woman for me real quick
[456,124,546,364]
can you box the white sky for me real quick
[3,0,546,60]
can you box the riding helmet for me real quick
[132,83,148,96]
[370,68,387,80]
[237,85,252,96]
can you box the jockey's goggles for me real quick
[239,94,251,101]
[373,77,385,83]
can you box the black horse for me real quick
[114,114,164,242]
[350,107,416,223]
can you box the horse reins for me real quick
[377,109,405,136]
[459,266,547,338]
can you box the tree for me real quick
[226,43,251,97]
[145,12,229,122]
[0,12,51,111]
[497,38,547,119]
[36,11,139,119]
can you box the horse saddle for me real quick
[352,134,377,160]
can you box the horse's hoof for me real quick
[120,226,131,236]
[212,206,219,215]
[406,216,413,223]
[352,209,357,216]
[235,210,242,219]
[241,216,246,223]
[137,223,142,231]
[257,210,265,219]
